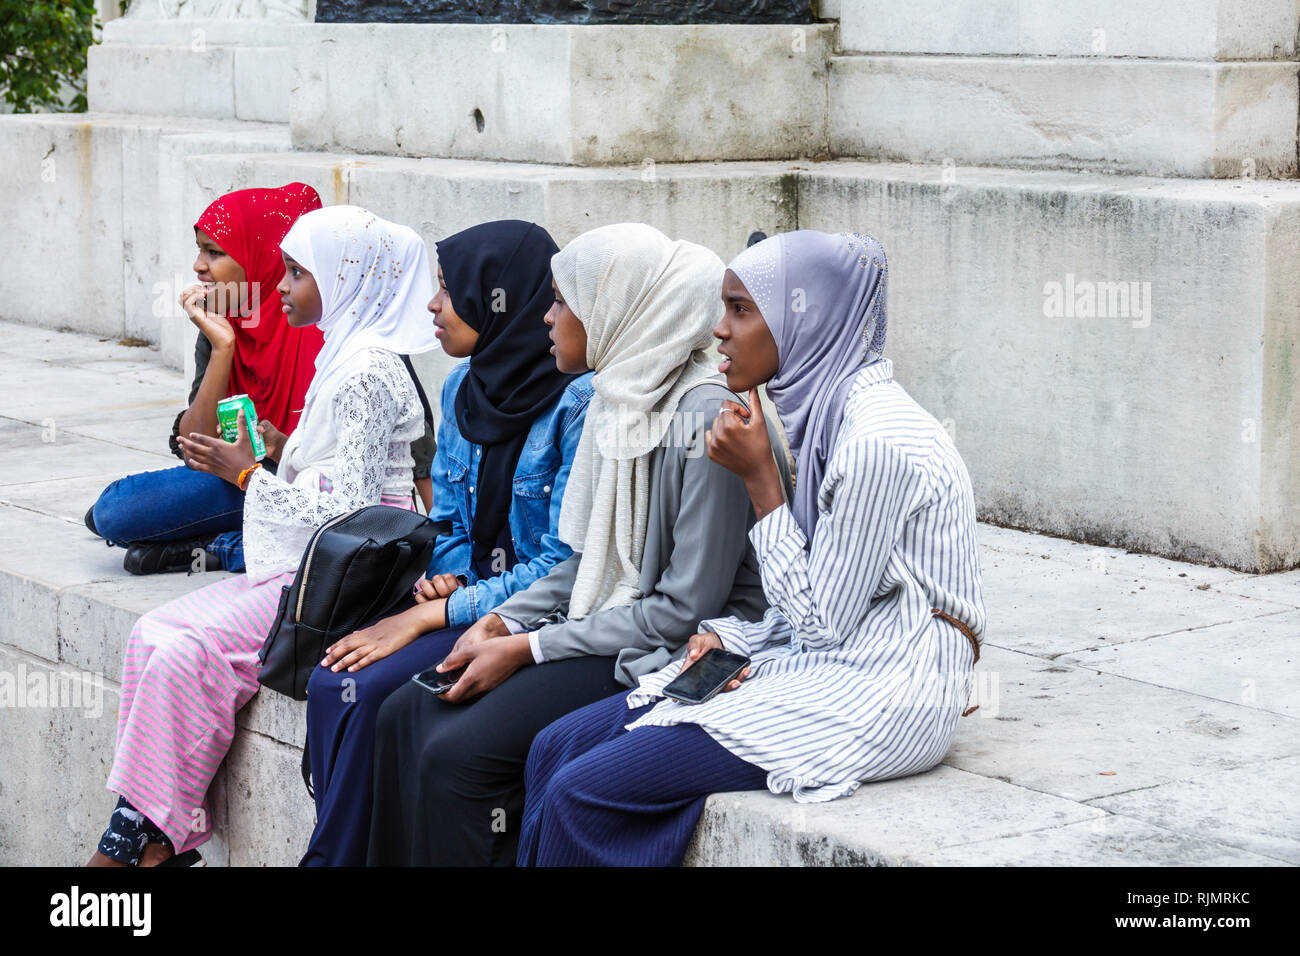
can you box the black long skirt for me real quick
[366,653,623,866]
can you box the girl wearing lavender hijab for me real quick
[516,231,986,867]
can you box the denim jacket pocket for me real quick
[512,472,555,552]
[444,454,471,527]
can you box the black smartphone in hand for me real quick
[412,659,466,696]
[663,649,751,705]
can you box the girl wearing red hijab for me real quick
[85,183,324,575]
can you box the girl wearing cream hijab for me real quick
[367,223,792,867]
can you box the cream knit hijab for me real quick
[553,223,724,619]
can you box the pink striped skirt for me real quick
[107,495,417,853]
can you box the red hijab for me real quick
[194,183,324,436]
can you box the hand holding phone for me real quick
[663,646,751,705]
[412,658,466,696]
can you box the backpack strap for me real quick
[301,728,314,799]
[400,354,436,435]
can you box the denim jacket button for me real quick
[543,485,551,493]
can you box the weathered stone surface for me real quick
[829,56,1299,179]
[183,152,800,276]
[0,508,135,662]
[1060,609,1300,718]
[1091,755,1300,865]
[947,645,1300,803]
[290,23,831,164]
[223,729,317,866]
[91,18,294,122]
[0,644,120,867]
[976,522,1251,589]
[839,0,1299,59]
[0,115,126,340]
[686,765,1102,866]
[799,162,1300,572]
[0,113,290,367]
[1214,570,1300,608]
[236,688,308,748]
[59,571,234,681]
[980,546,1294,658]
[315,0,812,24]
[923,814,1287,866]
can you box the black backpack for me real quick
[257,352,442,701]
[257,505,452,701]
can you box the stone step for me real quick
[2,323,1297,866]
[90,18,834,164]
[798,160,1300,573]
[0,111,800,372]
[90,18,294,123]
[88,15,1300,179]
[829,54,1299,178]
[0,112,291,362]
[289,22,833,164]
[838,0,1299,59]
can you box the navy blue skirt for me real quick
[301,624,466,866]
[517,691,769,866]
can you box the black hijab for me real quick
[437,220,576,566]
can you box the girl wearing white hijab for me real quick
[516,231,986,867]
[366,223,792,867]
[87,206,439,867]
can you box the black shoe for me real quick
[84,505,99,537]
[123,537,219,576]
[157,848,204,868]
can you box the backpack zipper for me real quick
[296,510,354,622]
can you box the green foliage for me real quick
[0,0,99,113]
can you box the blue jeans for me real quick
[90,465,246,572]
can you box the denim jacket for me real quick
[428,361,594,628]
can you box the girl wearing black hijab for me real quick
[299,220,595,866]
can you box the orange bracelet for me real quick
[237,463,262,491]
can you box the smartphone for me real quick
[662,648,750,705]
[412,660,466,696]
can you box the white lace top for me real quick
[242,348,423,585]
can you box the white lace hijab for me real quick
[554,223,724,619]
[277,205,439,481]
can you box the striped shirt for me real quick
[626,358,987,803]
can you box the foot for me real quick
[138,842,174,867]
[84,505,99,537]
[86,849,131,867]
[122,537,218,576]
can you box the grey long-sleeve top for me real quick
[493,382,794,688]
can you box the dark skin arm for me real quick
[176,409,256,485]
[176,285,236,442]
[432,612,518,704]
[705,386,786,522]
[256,419,288,464]
[415,476,433,512]
[436,633,534,704]
[674,631,751,690]
[320,573,462,672]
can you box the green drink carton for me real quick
[218,394,266,460]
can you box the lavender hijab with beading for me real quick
[728,230,889,542]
